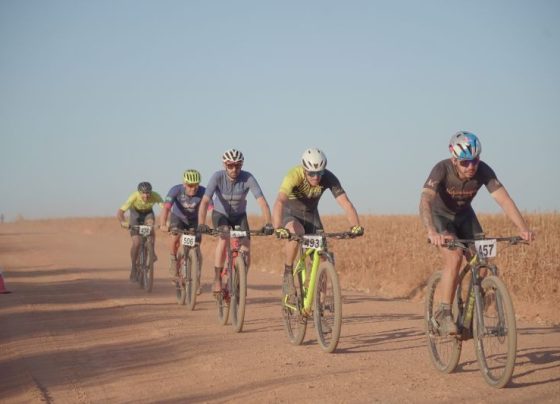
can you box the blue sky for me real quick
[1,0,559,220]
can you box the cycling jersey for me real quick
[204,170,264,217]
[120,191,163,213]
[423,159,503,215]
[164,184,207,222]
[279,166,345,213]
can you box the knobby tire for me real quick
[313,261,342,353]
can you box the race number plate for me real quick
[181,234,196,247]
[302,235,324,250]
[230,230,247,238]
[138,225,151,237]
[474,239,497,258]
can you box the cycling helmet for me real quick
[183,169,201,185]
[301,148,327,171]
[137,181,152,193]
[449,131,481,160]
[222,148,244,163]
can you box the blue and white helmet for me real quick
[449,131,481,160]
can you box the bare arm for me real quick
[491,187,534,242]
[197,195,211,226]
[256,195,272,225]
[419,188,450,246]
[116,209,126,223]
[272,192,288,228]
[159,205,170,229]
[334,193,360,227]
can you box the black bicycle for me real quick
[425,236,526,388]
[130,224,155,292]
[173,229,202,310]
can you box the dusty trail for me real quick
[0,219,558,403]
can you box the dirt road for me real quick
[1,219,558,403]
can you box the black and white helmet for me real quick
[137,181,152,193]
[222,148,244,163]
[301,148,327,171]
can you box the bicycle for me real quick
[425,236,526,388]
[173,228,202,310]
[203,226,268,333]
[281,231,360,353]
[130,224,155,292]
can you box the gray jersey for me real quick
[204,170,264,217]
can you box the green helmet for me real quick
[183,169,201,185]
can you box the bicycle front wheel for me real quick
[216,267,230,326]
[143,239,154,292]
[425,270,462,373]
[185,247,200,311]
[313,261,342,353]
[473,275,517,388]
[282,265,307,346]
[176,250,187,305]
[230,256,247,333]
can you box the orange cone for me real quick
[0,269,12,294]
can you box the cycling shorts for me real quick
[212,211,250,238]
[129,209,155,236]
[169,213,197,233]
[432,208,483,240]
[282,208,324,235]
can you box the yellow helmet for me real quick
[183,169,201,185]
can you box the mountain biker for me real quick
[117,181,164,280]
[197,149,274,294]
[419,131,535,335]
[272,148,364,297]
[160,169,212,293]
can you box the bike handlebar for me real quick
[201,227,270,237]
[285,231,361,242]
[428,236,527,250]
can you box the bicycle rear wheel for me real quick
[473,275,517,388]
[142,239,154,292]
[282,265,307,345]
[185,247,200,311]
[313,261,342,353]
[230,256,247,332]
[176,250,187,305]
[425,270,462,373]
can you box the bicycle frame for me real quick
[285,240,334,316]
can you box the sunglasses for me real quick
[458,158,480,167]
[306,170,325,178]
[226,163,242,170]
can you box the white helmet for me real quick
[301,148,327,171]
[222,148,244,163]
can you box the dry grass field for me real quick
[247,212,560,324]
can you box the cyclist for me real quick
[159,169,211,292]
[197,148,274,294]
[419,131,534,335]
[117,181,163,280]
[272,148,363,297]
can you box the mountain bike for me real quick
[204,226,268,333]
[130,224,155,292]
[174,229,202,310]
[425,236,526,388]
[281,231,360,353]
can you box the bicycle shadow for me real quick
[508,346,560,388]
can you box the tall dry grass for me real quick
[246,213,559,315]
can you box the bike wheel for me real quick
[313,261,342,353]
[176,250,187,305]
[137,243,145,288]
[230,256,247,332]
[217,267,230,326]
[282,265,307,346]
[425,270,462,373]
[185,247,200,311]
[473,275,517,388]
[143,240,154,292]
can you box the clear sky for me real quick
[1,0,559,221]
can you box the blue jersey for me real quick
[164,184,207,222]
[204,170,264,217]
